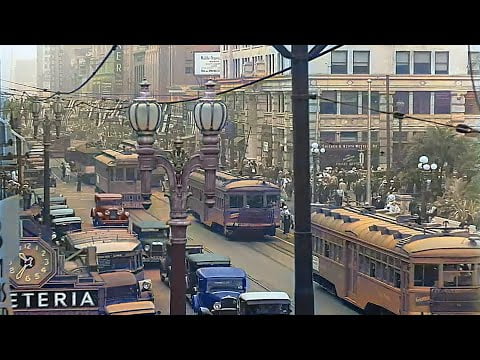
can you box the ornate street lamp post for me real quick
[311,143,319,203]
[53,95,64,139]
[129,79,226,315]
[32,96,41,140]
[418,155,437,223]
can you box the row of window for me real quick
[414,263,480,287]
[359,254,402,288]
[109,167,138,182]
[315,90,453,115]
[331,50,461,75]
[312,235,343,264]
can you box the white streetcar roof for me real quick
[239,292,290,301]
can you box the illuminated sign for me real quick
[11,289,99,310]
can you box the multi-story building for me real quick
[88,45,124,96]
[122,45,148,97]
[13,59,36,92]
[144,45,220,101]
[219,45,480,171]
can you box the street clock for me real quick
[9,238,57,288]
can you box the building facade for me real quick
[144,45,220,101]
[218,45,480,171]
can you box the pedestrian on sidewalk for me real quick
[65,164,71,183]
[281,206,292,235]
[77,172,82,192]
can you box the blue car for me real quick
[192,267,247,315]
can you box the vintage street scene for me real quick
[1,44,480,315]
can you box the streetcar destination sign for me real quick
[11,289,99,309]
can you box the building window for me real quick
[222,45,228,51]
[465,92,480,114]
[340,91,358,115]
[435,52,449,74]
[393,131,408,142]
[396,51,410,74]
[115,168,125,181]
[278,93,285,113]
[361,91,380,114]
[353,51,370,74]
[331,51,347,74]
[185,66,193,74]
[414,264,439,287]
[469,52,480,75]
[266,93,272,112]
[434,91,451,114]
[320,132,336,142]
[413,91,431,114]
[319,91,337,114]
[361,131,378,142]
[340,131,358,142]
[414,51,431,74]
[393,91,410,114]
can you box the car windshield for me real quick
[106,285,138,305]
[244,303,290,315]
[97,200,122,207]
[98,255,138,272]
[140,230,169,239]
[206,278,244,292]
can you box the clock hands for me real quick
[16,252,34,280]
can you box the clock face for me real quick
[9,239,57,288]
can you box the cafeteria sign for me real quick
[194,52,221,76]
[11,289,99,310]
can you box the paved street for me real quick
[149,190,360,315]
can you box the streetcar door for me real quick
[346,242,357,297]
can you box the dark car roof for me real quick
[100,272,137,288]
[186,253,230,264]
[52,216,82,224]
[133,220,169,229]
[197,267,246,278]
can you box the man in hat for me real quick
[281,206,292,234]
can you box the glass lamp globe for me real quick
[419,155,429,164]
[418,163,423,169]
[320,148,326,153]
[193,80,227,132]
[423,164,431,171]
[430,163,438,170]
[311,142,319,149]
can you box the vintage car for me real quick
[185,253,231,296]
[52,216,82,241]
[160,244,204,286]
[91,193,129,227]
[131,220,169,266]
[237,292,292,315]
[192,267,247,315]
[50,208,76,220]
[98,272,156,315]
[50,204,68,210]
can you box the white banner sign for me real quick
[312,255,319,272]
[0,195,21,315]
[194,52,221,75]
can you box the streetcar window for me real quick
[394,272,401,288]
[387,266,394,284]
[115,168,125,181]
[414,264,439,287]
[369,262,376,277]
[324,243,330,258]
[229,195,243,208]
[443,263,475,287]
[110,169,114,181]
[266,194,280,207]
[126,168,135,181]
[246,194,264,208]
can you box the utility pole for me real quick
[386,75,391,171]
[366,79,372,205]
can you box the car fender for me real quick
[192,294,200,312]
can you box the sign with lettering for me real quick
[194,52,221,76]
[11,289,99,310]
[312,255,319,272]
[320,142,379,168]
[0,195,21,315]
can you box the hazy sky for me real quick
[0,45,36,59]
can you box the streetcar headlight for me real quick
[142,279,152,291]
[144,244,151,252]
[213,302,221,310]
[105,210,110,216]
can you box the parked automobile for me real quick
[52,216,82,241]
[50,204,68,210]
[192,267,247,315]
[50,208,76,220]
[237,292,292,315]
